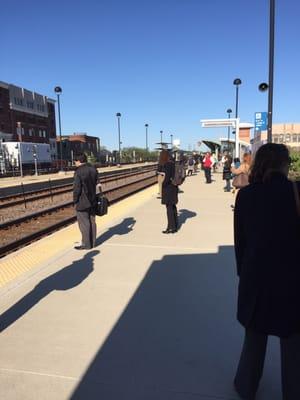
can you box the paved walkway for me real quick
[0,172,282,399]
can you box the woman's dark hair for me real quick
[159,150,170,165]
[74,153,87,163]
[234,157,240,163]
[226,155,233,165]
[249,143,290,184]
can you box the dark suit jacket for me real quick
[73,163,98,211]
[234,173,300,337]
[161,161,178,205]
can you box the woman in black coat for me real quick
[234,143,300,400]
[160,150,178,234]
[223,155,232,192]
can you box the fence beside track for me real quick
[0,168,158,257]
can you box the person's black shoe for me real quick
[162,229,171,234]
[74,245,92,250]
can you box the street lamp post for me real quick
[160,130,163,145]
[116,113,122,164]
[267,0,275,142]
[16,122,23,177]
[226,108,232,153]
[33,144,38,176]
[0,138,5,174]
[233,78,242,119]
[257,1,275,143]
[233,78,242,157]
[145,124,149,151]
[170,134,173,148]
[54,86,63,171]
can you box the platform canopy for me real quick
[201,118,240,157]
[201,140,221,154]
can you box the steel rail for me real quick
[0,171,157,257]
[0,165,157,209]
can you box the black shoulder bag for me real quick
[95,187,109,216]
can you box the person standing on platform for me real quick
[203,152,213,183]
[187,157,195,176]
[73,153,98,250]
[211,153,218,173]
[231,153,251,209]
[223,155,232,192]
[161,150,178,234]
[234,143,300,400]
[231,153,251,181]
[157,152,166,199]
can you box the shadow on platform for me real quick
[0,250,99,332]
[178,209,197,229]
[95,217,136,247]
[69,246,281,400]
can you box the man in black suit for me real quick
[73,153,98,250]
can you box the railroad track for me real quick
[0,164,157,209]
[0,167,158,257]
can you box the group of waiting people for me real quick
[157,143,300,399]
[73,146,300,399]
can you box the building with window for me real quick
[252,123,300,153]
[57,133,100,165]
[272,123,300,150]
[0,81,57,161]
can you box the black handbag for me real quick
[95,193,109,216]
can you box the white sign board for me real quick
[201,118,238,128]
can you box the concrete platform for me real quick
[0,173,282,400]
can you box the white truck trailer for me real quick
[3,142,51,168]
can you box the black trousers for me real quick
[166,204,178,231]
[204,167,211,183]
[235,329,300,400]
[225,179,231,191]
[76,209,97,248]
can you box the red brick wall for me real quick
[0,87,56,144]
[0,87,12,134]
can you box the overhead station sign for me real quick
[255,112,268,131]
[200,118,241,157]
[201,118,237,128]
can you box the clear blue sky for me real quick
[1,0,299,150]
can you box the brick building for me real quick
[0,81,57,160]
[57,133,100,165]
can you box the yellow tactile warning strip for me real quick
[0,185,157,288]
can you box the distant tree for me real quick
[121,147,158,163]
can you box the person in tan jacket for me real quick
[231,153,252,208]
[231,153,251,177]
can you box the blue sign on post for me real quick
[255,112,268,131]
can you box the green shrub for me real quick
[289,152,300,180]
